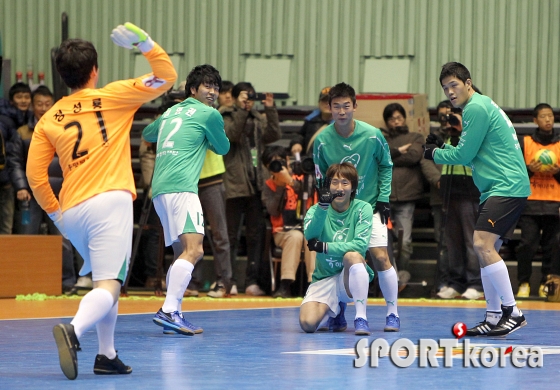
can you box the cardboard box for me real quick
[0,235,62,297]
[354,93,430,137]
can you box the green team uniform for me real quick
[304,199,375,283]
[143,97,230,197]
[313,120,392,209]
[434,93,530,203]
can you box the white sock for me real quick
[71,288,114,339]
[378,267,399,316]
[480,267,501,312]
[318,314,330,329]
[162,259,194,314]
[484,261,520,316]
[96,301,118,359]
[485,311,502,326]
[348,264,369,320]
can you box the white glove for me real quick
[48,209,69,239]
[111,22,154,53]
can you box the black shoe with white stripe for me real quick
[466,320,496,336]
[487,305,527,337]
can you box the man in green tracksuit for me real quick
[313,83,400,332]
[424,61,531,337]
[300,162,374,335]
[143,64,230,336]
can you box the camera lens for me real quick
[448,114,460,126]
[269,160,283,173]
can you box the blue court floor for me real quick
[1,305,559,389]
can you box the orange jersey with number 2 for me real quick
[27,43,177,214]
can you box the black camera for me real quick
[269,159,287,173]
[291,156,315,176]
[438,112,461,127]
[247,92,267,101]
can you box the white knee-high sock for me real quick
[96,301,118,359]
[480,266,501,312]
[484,261,520,316]
[71,288,114,339]
[378,267,399,316]
[348,264,369,320]
[162,259,194,314]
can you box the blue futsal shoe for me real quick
[354,317,371,335]
[384,313,400,332]
[163,313,203,334]
[317,302,347,332]
[153,309,195,336]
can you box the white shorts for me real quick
[63,190,133,282]
[368,211,388,248]
[301,272,352,317]
[153,192,205,246]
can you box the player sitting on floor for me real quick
[299,162,375,335]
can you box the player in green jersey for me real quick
[313,83,400,332]
[300,162,375,335]
[143,65,230,336]
[424,62,531,337]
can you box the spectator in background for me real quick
[0,114,18,234]
[298,86,333,154]
[261,145,316,298]
[420,100,453,294]
[516,103,560,298]
[0,82,33,128]
[217,80,234,111]
[435,109,482,300]
[382,103,424,274]
[9,86,77,291]
[222,81,281,296]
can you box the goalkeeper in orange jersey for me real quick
[26,23,177,380]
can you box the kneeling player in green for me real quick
[300,162,374,335]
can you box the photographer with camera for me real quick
[222,81,281,296]
[428,107,482,300]
[261,145,317,298]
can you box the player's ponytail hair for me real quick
[326,162,359,200]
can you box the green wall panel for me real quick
[1,0,558,108]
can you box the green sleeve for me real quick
[142,116,162,143]
[325,203,373,256]
[313,136,329,178]
[303,204,328,239]
[205,110,230,156]
[434,104,489,166]
[376,132,393,203]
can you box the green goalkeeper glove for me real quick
[111,22,154,53]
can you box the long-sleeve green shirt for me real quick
[304,199,375,283]
[143,97,230,197]
[433,93,530,203]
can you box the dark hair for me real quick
[472,85,483,95]
[328,82,356,106]
[382,103,407,124]
[56,39,98,89]
[436,100,453,112]
[231,82,255,99]
[439,62,471,85]
[533,103,553,118]
[221,80,234,94]
[9,82,32,101]
[31,86,54,101]
[326,162,358,200]
[261,145,288,166]
[185,64,222,97]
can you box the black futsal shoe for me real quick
[487,305,527,337]
[52,323,81,380]
[93,354,132,375]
